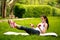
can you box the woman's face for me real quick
[41,17,46,22]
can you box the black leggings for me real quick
[16,26,40,35]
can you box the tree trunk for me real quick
[1,0,6,18]
[8,0,17,18]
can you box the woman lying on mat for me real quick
[8,15,49,35]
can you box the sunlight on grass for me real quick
[0,17,60,40]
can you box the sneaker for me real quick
[8,20,16,28]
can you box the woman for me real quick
[8,15,49,35]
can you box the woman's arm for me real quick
[38,24,48,34]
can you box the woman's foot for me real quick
[8,20,17,28]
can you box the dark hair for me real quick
[41,15,49,29]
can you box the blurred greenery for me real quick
[0,0,60,17]
[13,3,60,18]
[0,0,60,40]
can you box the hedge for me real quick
[13,3,60,18]
[14,4,25,18]
[23,5,52,17]
[52,7,60,16]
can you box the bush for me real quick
[23,6,34,18]
[23,5,52,18]
[32,6,52,17]
[14,3,60,18]
[47,1,57,7]
[52,7,56,16]
[52,7,60,16]
[14,3,25,18]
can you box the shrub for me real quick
[23,5,52,18]
[14,3,60,18]
[47,1,57,7]
[32,6,52,17]
[52,7,56,16]
[14,3,25,18]
[23,6,34,18]
[52,7,60,16]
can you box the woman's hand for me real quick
[37,24,41,28]
[30,23,34,28]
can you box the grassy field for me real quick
[0,16,60,40]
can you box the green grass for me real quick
[0,17,60,40]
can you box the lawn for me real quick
[0,16,60,40]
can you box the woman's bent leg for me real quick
[16,26,40,35]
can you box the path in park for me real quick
[0,18,32,22]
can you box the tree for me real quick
[56,0,60,8]
[1,0,18,18]
[1,0,6,18]
[57,0,60,4]
[7,0,18,18]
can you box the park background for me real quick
[0,0,60,40]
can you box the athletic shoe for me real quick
[8,20,16,28]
